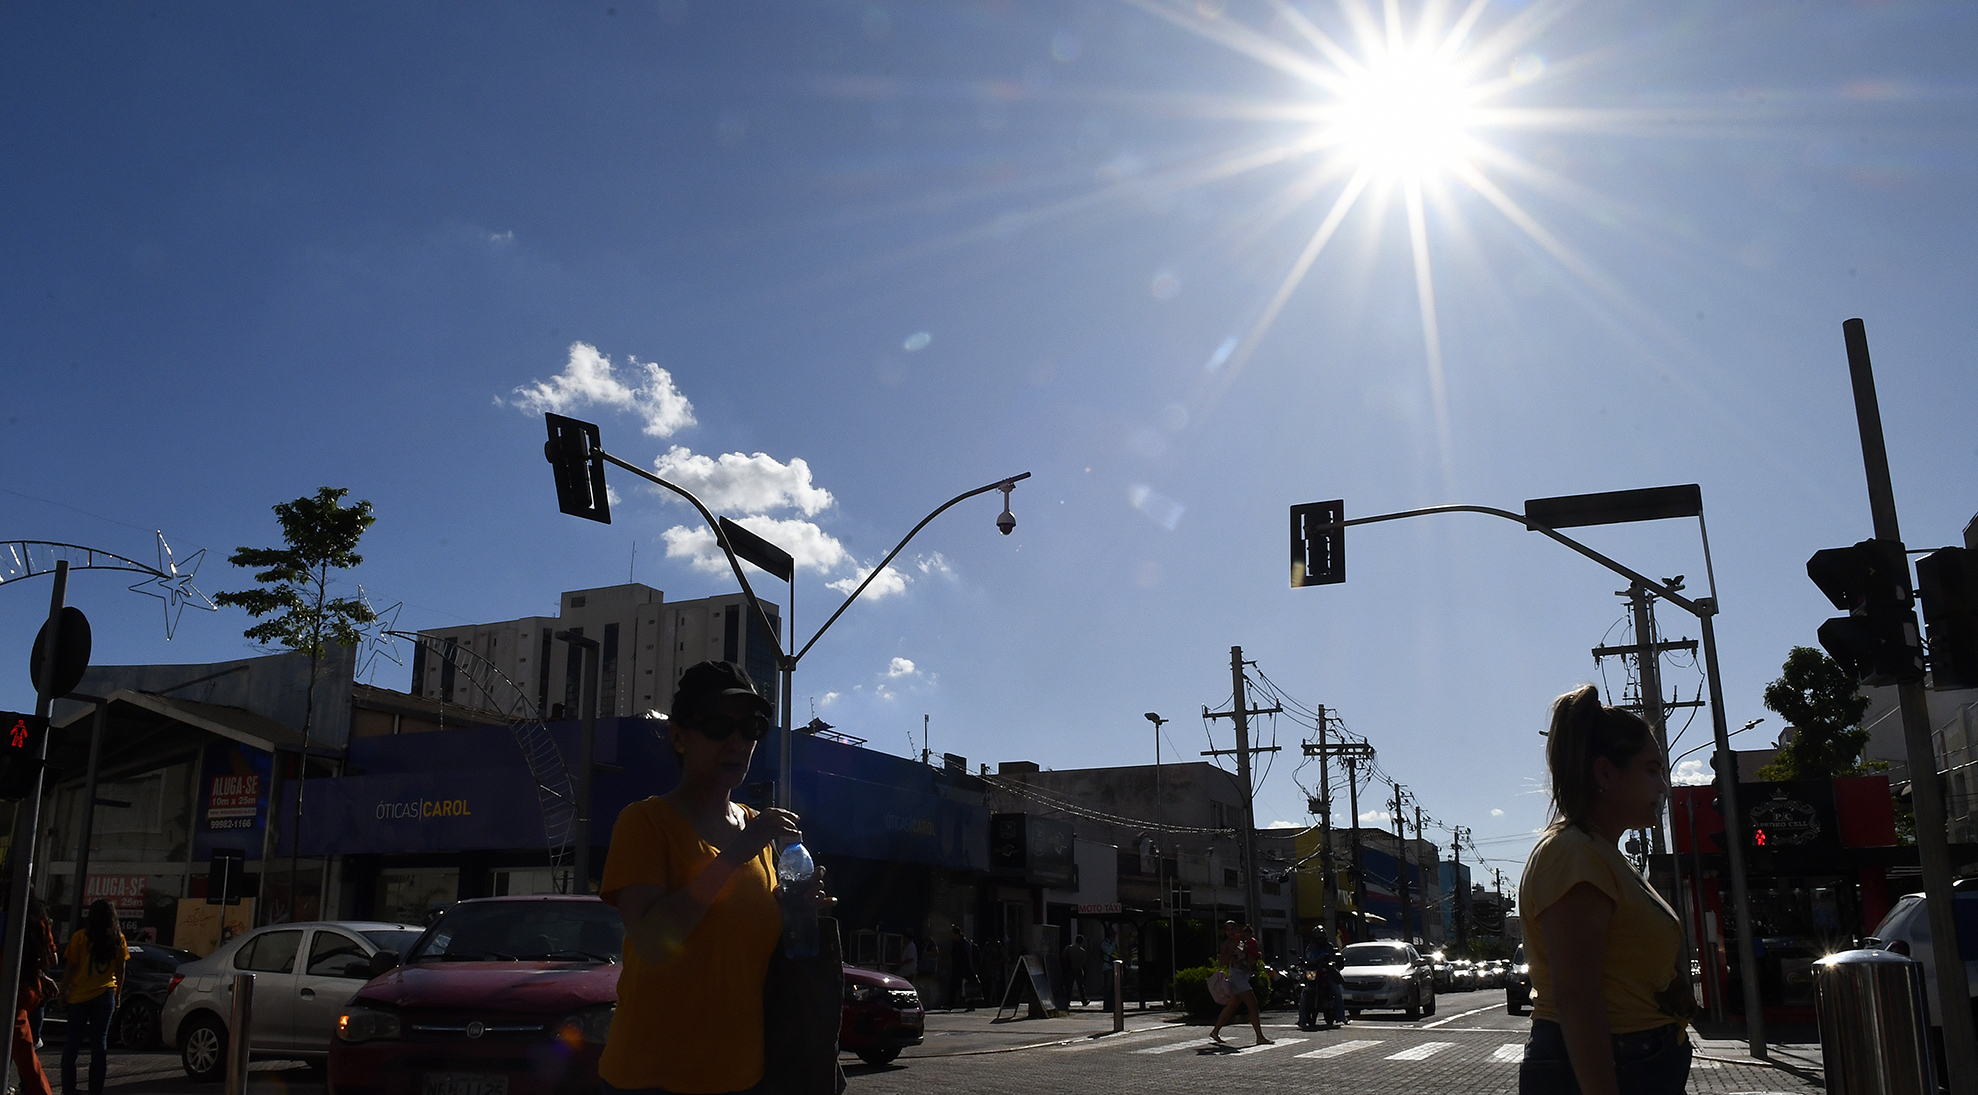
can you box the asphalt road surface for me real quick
[852,1002,1825,1095]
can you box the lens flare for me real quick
[1333,48,1476,178]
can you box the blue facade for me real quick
[279,718,988,873]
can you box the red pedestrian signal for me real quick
[0,712,46,800]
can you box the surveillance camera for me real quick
[997,510,1015,535]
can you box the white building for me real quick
[411,583,782,720]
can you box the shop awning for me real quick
[46,689,316,783]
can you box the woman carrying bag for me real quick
[1208,922,1271,1047]
[599,661,840,1095]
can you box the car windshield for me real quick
[408,902,624,963]
[1342,943,1412,967]
[361,929,424,956]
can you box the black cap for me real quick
[672,660,772,720]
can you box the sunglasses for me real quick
[690,710,773,743]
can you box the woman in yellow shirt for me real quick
[61,900,127,1095]
[599,660,827,1095]
[1517,685,1692,1095]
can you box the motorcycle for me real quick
[1296,955,1345,1031]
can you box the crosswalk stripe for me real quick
[1492,1043,1524,1063]
[1134,1039,1212,1055]
[1232,1038,1305,1056]
[1295,1039,1384,1059]
[1385,1041,1456,1061]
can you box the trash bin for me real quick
[1816,948,1937,1095]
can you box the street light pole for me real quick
[1144,712,1174,1001]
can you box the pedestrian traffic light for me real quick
[543,413,611,524]
[1917,546,1978,690]
[0,712,45,800]
[1710,748,1739,788]
[1807,539,1925,685]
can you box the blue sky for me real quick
[4,0,1974,881]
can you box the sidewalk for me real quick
[903,1002,1188,1057]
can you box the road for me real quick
[853,1000,1825,1095]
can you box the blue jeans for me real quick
[1518,1019,1691,1095]
[61,991,114,1095]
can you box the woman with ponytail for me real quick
[1517,686,1693,1095]
[60,899,126,1095]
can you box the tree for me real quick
[214,487,375,921]
[1755,645,1879,781]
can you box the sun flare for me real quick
[1332,48,1477,179]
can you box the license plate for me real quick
[422,1073,508,1095]
[901,1012,923,1028]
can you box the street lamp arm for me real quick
[1343,504,1702,617]
[599,451,786,660]
[794,472,1031,664]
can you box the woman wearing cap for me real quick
[599,660,825,1095]
[1517,685,1691,1095]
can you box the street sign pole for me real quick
[0,561,70,1017]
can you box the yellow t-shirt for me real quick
[598,797,781,1094]
[64,929,128,1005]
[1519,823,1685,1033]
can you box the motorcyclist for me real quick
[1300,929,1345,1029]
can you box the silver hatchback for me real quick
[160,919,423,1080]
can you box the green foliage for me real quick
[1756,646,1882,781]
[1173,964,1273,1022]
[214,487,376,655]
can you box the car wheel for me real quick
[856,1047,901,1066]
[114,998,158,1050]
[1424,990,1436,1018]
[1405,988,1420,1021]
[181,1014,228,1082]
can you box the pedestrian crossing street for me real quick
[1096,1029,1727,1069]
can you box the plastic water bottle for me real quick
[777,841,819,958]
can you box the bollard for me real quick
[1113,960,1125,1032]
[1816,949,1936,1095]
[227,972,254,1095]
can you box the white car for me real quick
[160,919,423,1080]
[1865,883,1978,1030]
[1339,941,1437,1019]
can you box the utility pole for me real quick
[1392,783,1411,943]
[1302,722,1374,947]
[1452,826,1468,952]
[1414,805,1429,945]
[1839,319,1977,1087]
[1344,754,1369,941]
[1202,646,1281,933]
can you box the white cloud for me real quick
[915,552,954,578]
[652,446,834,517]
[828,563,909,601]
[818,691,841,707]
[661,516,853,577]
[511,342,696,438]
[1359,809,1393,826]
[1672,757,1712,786]
[1490,808,1505,817]
[886,657,917,679]
[1265,820,1304,830]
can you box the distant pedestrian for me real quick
[61,900,126,1095]
[11,894,55,1095]
[981,936,1007,1004]
[1062,935,1089,1006]
[947,925,980,1011]
[895,933,918,980]
[1208,921,1270,1047]
[1517,685,1692,1095]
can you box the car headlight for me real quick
[336,1006,402,1043]
[560,1005,615,1045]
[847,985,882,1004]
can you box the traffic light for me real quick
[1807,539,1925,685]
[1710,748,1740,789]
[543,413,611,524]
[0,712,45,800]
[1917,546,1978,690]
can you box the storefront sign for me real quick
[194,742,272,861]
[84,874,147,913]
[282,767,546,855]
[1077,903,1122,914]
[989,814,1076,888]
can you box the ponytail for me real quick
[1545,684,1656,830]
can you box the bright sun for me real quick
[1332,48,1477,178]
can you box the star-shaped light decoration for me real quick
[352,586,404,683]
[127,531,216,640]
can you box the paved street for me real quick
[30,1002,1824,1094]
[853,1002,1827,1095]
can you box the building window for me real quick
[1224,868,1240,886]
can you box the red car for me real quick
[328,896,623,1095]
[839,965,924,1066]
